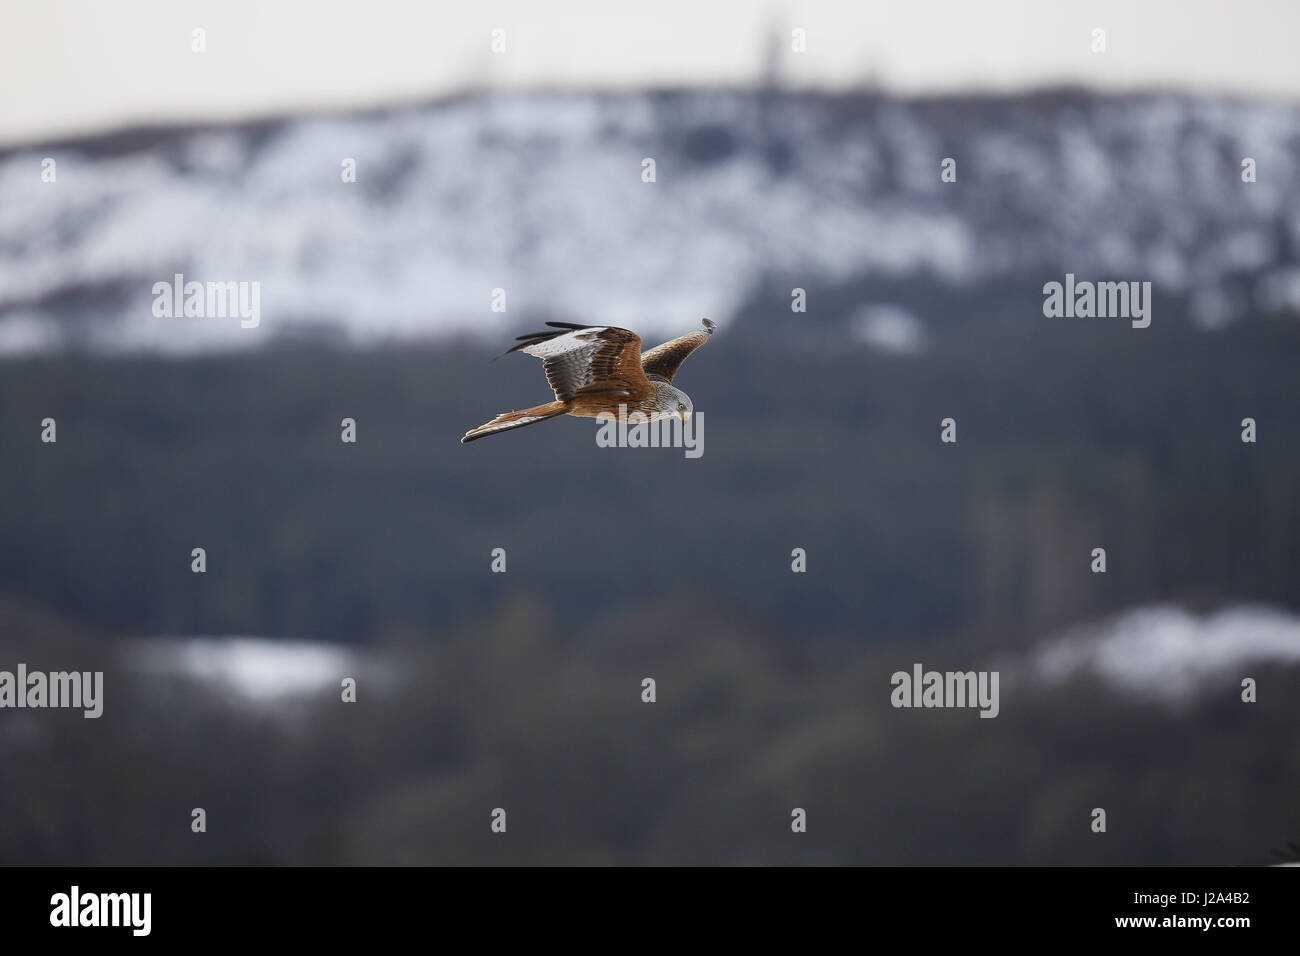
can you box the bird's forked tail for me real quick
[460,400,570,443]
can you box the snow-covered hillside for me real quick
[1,90,1297,353]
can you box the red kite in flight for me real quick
[461,319,716,443]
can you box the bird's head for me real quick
[653,381,693,422]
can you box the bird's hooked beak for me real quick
[678,409,691,423]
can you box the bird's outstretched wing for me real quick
[640,318,716,382]
[508,322,652,402]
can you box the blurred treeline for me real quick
[1,302,1299,864]
[1,594,1296,865]
[1,310,1296,646]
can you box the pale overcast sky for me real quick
[2,0,1297,146]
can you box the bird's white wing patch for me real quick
[519,327,609,359]
[522,327,614,400]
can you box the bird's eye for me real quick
[677,403,686,411]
